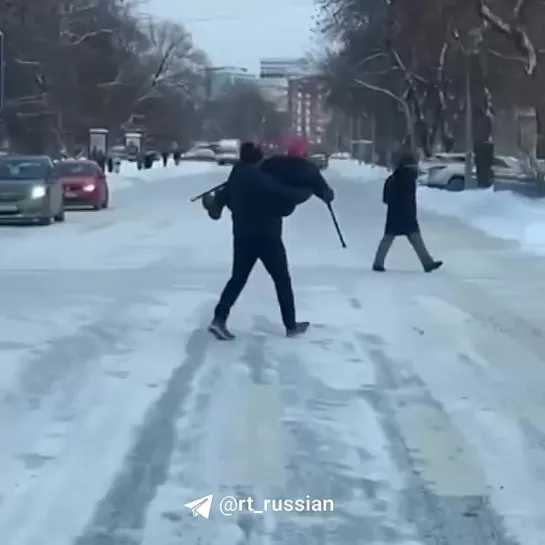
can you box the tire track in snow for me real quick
[73,325,212,545]
[273,322,416,544]
[359,336,517,545]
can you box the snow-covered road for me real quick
[2,162,545,545]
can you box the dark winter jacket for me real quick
[216,162,313,238]
[260,155,334,214]
[383,163,419,236]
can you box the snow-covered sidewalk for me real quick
[333,159,545,257]
[418,187,545,256]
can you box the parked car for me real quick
[55,159,109,210]
[192,141,214,150]
[426,154,533,191]
[0,155,65,224]
[181,148,217,161]
[418,153,466,184]
[330,152,351,159]
[187,141,221,154]
[216,151,238,165]
[216,139,240,166]
[310,151,329,170]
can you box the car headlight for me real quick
[83,184,95,192]
[30,185,46,199]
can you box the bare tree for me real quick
[0,0,210,152]
[316,0,545,172]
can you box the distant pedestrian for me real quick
[372,151,442,272]
[173,148,181,165]
[161,150,168,167]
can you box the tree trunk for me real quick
[470,52,494,187]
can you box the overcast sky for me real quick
[143,0,317,72]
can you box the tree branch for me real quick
[479,0,536,75]
[353,77,415,149]
[13,58,41,66]
[61,29,113,46]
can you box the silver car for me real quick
[0,155,65,225]
[216,151,238,165]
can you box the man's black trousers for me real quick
[214,234,296,329]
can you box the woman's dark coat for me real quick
[382,164,419,236]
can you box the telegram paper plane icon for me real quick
[184,494,213,519]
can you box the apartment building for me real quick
[287,75,329,146]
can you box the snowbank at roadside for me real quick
[419,186,545,256]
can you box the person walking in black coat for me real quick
[372,151,442,272]
[173,148,181,165]
[161,149,169,167]
[208,142,332,340]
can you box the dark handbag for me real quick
[202,191,223,220]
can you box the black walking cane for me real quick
[327,203,347,248]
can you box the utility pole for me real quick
[0,31,4,112]
[464,29,481,189]
[371,113,376,162]
[464,59,473,188]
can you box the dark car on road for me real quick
[0,155,65,225]
[55,159,109,210]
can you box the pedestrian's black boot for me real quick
[286,321,310,338]
[424,260,443,273]
[372,264,386,272]
[208,319,235,340]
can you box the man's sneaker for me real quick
[286,321,310,338]
[424,260,443,273]
[208,320,235,340]
[372,264,386,272]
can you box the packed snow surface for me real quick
[1,159,545,545]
